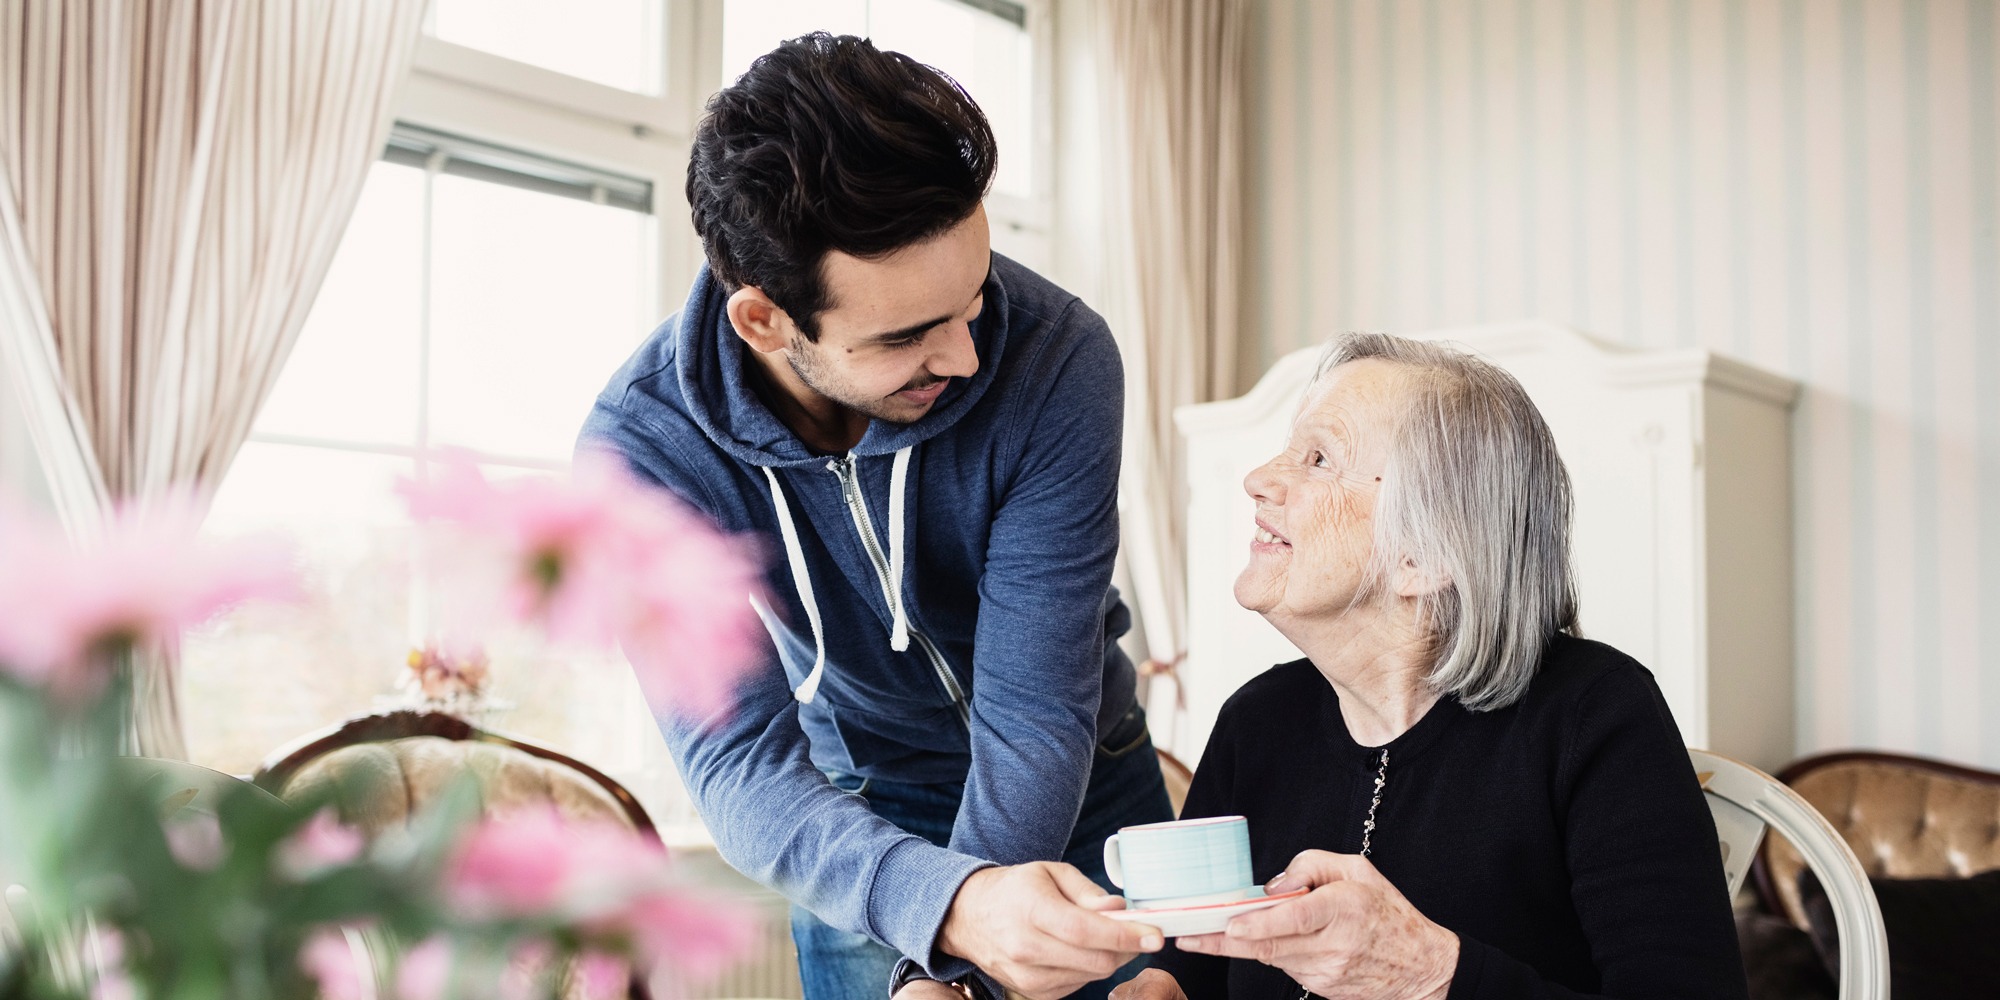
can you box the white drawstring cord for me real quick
[887,446,912,652]
[762,466,826,703]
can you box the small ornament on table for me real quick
[396,642,509,723]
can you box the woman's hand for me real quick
[1108,968,1189,1000]
[1175,851,1457,1000]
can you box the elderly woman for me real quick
[1115,334,1747,1000]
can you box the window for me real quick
[721,0,1047,262]
[427,0,663,95]
[182,134,696,833]
[180,0,1055,845]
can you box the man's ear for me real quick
[1392,555,1452,599]
[726,286,797,355]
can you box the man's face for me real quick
[786,205,991,424]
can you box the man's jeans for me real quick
[790,704,1176,1000]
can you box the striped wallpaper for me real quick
[1240,0,2000,768]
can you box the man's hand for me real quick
[1108,968,1188,1000]
[891,980,970,1000]
[936,862,1163,1000]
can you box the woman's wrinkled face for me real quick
[1234,359,1406,626]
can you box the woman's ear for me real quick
[726,286,797,355]
[1392,555,1451,598]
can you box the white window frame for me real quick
[241,0,1061,517]
[397,0,718,322]
[977,0,1056,260]
[399,0,1055,297]
[203,0,1058,845]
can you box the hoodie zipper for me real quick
[828,455,972,728]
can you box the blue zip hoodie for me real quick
[578,253,1137,976]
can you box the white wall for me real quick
[1241,0,2000,769]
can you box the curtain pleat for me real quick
[0,0,426,757]
[1095,0,1246,747]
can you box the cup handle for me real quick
[1102,833,1124,889]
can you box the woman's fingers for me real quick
[1107,968,1187,1000]
[1176,882,1367,965]
[1265,850,1381,893]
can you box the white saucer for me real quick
[1102,886,1309,937]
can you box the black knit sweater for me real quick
[1148,635,1749,1000]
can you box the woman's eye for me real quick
[1310,451,1329,469]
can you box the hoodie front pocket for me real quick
[819,697,970,773]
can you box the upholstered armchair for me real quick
[254,711,658,1000]
[1742,751,2000,1000]
[254,710,654,839]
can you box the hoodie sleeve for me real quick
[947,305,1124,868]
[578,401,992,977]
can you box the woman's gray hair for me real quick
[1320,332,1579,711]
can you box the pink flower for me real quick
[89,970,135,1000]
[399,450,764,720]
[165,812,226,871]
[299,928,369,1000]
[445,810,578,918]
[572,950,630,999]
[610,887,758,985]
[444,807,669,920]
[84,927,133,1000]
[0,494,298,698]
[501,938,556,1000]
[442,808,759,992]
[395,936,453,1000]
[276,808,366,879]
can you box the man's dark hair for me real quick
[686,33,998,340]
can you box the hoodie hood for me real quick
[672,265,1011,468]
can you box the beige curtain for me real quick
[1095,0,1246,743]
[0,0,426,757]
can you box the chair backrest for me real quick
[255,712,656,1000]
[253,710,655,840]
[1754,750,2000,929]
[1690,748,1890,1000]
[1157,748,1194,818]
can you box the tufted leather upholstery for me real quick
[277,735,638,836]
[1755,752,2000,929]
[254,712,657,1000]
[254,710,654,839]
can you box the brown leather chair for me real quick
[1752,750,2000,930]
[255,711,658,1000]
[254,710,654,840]
[1156,747,1195,819]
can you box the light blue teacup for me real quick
[1101,815,1254,910]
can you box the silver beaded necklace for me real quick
[1296,747,1389,1000]
[1358,746,1390,858]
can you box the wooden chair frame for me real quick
[253,710,657,839]
[1691,748,1889,1000]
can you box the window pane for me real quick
[427,175,655,462]
[867,0,1034,199]
[721,0,866,85]
[186,444,417,774]
[188,157,674,831]
[254,164,424,446]
[430,0,661,94]
[722,0,1034,198]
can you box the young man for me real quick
[578,34,1173,1000]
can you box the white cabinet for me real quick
[1171,322,1799,771]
